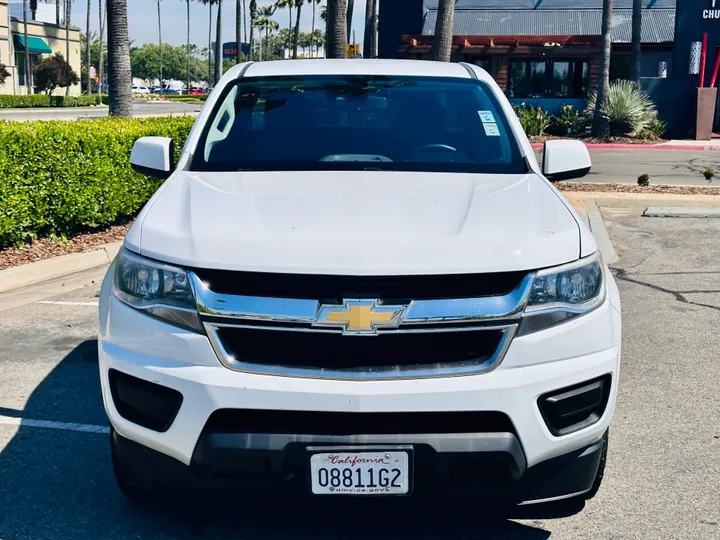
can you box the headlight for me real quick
[519,253,605,335]
[114,248,203,333]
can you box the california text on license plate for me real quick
[310,451,410,495]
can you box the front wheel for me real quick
[110,427,154,502]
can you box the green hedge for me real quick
[0,116,195,248]
[165,94,209,102]
[0,94,106,108]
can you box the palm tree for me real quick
[107,0,132,116]
[236,0,243,63]
[249,0,257,60]
[254,5,278,61]
[200,0,214,83]
[157,0,163,86]
[346,0,353,45]
[86,0,91,94]
[431,0,454,62]
[631,0,641,82]
[214,0,223,83]
[30,0,37,19]
[22,0,31,93]
[97,0,105,94]
[65,0,72,94]
[309,0,321,58]
[275,0,294,39]
[292,0,304,59]
[56,0,60,25]
[183,0,191,94]
[311,28,323,57]
[592,0,613,135]
[325,0,346,58]
[363,0,374,59]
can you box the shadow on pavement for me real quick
[0,341,575,540]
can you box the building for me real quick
[379,0,720,138]
[0,0,81,96]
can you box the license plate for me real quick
[310,451,410,495]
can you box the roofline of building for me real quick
[10,17,81,32]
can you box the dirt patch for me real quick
[557,182,720,196]
[0,223,131,271]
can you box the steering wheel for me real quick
[409,143,460,155]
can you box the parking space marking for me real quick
[35,300,99,306]
[0,415,109,434]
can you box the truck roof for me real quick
[229,59,488,81]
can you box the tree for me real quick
[23,0,31,93]
[593,0,613,135]
[130,43,205,82]
[275,0,294,40]
[292,0,303,59]
[254,5,278,61]
[97,0,106,94]
[236,0,244,63]
[30,0,37,19]
[65,0,72,95]
[0,64,11,85]
[86,0,91,94]
[309,0,321,58]
[183,0,191,92]
[214,0,223,83]
[325,0,346,58]
[56,0,60,25]
[346,0,353,45]
[107,0,132,116]
[363,0,375,59]
[431,0,454,62]
[200,0,215,83]
[157,0,163,85]
[631,0,642,82]
[249,0,257,62]
[33,52,79,94]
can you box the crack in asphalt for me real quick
[612,268,720,313]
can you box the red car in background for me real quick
[187,88,208,95]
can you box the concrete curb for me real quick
[584,198,619,265]
[531,143,720,151]
[643,207,720,218]
[0,242,122,293]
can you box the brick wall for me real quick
[495,56,509,91]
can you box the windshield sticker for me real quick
[478,111,496,124]
[483,123,500,136]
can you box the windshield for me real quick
[193,75,526,174]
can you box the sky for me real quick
[64,0,368,50]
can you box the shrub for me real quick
[637,174,650,187]
[0,116,195,248]
[587,81,657,137]
[0,95,105,108]
[165,95,209,102]
[548,104,589,137]
[514,104,551,137]
[33,53,79,95]
[637,118,667,141]
[704,169,715,182]
[0,63,10,85]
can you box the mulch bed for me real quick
[531,135,667,145]
[0,223,131,271]
[2,182,719,271]
[556,182,720,195]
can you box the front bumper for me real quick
[99,271,621,504]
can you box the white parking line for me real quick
[0,415,109,434]
[36,300,99,306]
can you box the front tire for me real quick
[110,427,154,502]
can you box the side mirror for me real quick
[130,136,175,179]
[542,140,591,181]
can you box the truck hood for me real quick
[130,171,581,275]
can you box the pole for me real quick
[710,52,720,89]
[700,33,708,88]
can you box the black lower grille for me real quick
[203,409,516,435]
[215,327,505,373]
[109,369,183,432]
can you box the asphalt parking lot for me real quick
[1,211,719,540]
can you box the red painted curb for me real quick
[531,143,720,151]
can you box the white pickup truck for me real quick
[98,59,621,509]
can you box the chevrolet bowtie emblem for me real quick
[314,300,407,335]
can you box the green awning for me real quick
[13,35,53,54]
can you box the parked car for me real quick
[100,60,621,509]
[150,86,163,94]
[160,87,183,95]
[131,85,150,94]
[188,87,207,95]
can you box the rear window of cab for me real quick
[192,75,527,174]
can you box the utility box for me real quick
[696,87,718,140]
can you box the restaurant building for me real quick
[379,0,720,137]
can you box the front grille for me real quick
[190,268,527,301]
[214,326,505,374]
[202,409,516,435]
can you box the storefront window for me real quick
[508,59,588,99]
[474,58,492,74]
